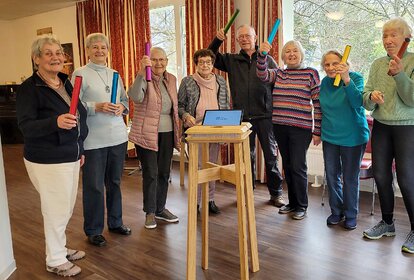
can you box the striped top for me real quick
[257,54,321,135]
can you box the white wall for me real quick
[0,136,16,280]
[0,5,79,84]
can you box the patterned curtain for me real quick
[185,0,236,75]
[76,0,150,119]
[251,0,283,182]
[185,0,236,165]
[251,0,283,65]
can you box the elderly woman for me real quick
[319,50,369,230]
[257,40,321,220]
[362,17,414,253]
[72,33,131,247]
[128,47,180,229]
[178,49,230,214]
[16,35,88,277]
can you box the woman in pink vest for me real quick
[128,47,180,229]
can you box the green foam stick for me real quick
[223,9,240,34]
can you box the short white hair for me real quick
[281,40,305,63]
[85,33,110,49]
[236,24,256,37]
[31,34,62,70]
[383,17,412,37]
[150,47,167,58]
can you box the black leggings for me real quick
[372,120,414,230]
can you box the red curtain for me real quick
[76,0,150,119]
[251,0,282,64]
[185,0,236,75]
[185,0,236,166]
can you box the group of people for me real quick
[15,16,414,277]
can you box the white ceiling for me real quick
[0,0,81,21]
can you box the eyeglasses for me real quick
[151,58,167,63]
[41,50,64,58]
[197,60,213,66]
[237,34,254,40]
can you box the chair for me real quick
[321,116,377,215]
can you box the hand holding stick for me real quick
[333,45,351,86]
[145,42,151,82]
[262,19,281,55]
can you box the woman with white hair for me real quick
[362,17,414,254]
[257,40,321,220]
[72,33,131,247]
[16,34,88,276]
[128,47,180,229]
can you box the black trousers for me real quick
[249,118,283,197]
[274,124,312,210]
[136,131,173,214]
[372,120,414,229]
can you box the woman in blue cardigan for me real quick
[319,50,369,230]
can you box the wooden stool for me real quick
[185,122,259,280]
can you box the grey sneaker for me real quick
[363,220,396,240]
[145,213,157,229]
[270,195,286,208]
[402,231,414,254]
[155,209,179,223]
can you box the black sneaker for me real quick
[292,209,307,220]
[278,204,295,214]
[209,201,221,214]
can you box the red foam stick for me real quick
[388,38,410,75]
[397,38,410,58]
[69,76,82,115]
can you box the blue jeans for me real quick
[82,142,127,236]
[274,124,312,210]
[323,141,366,219]
[136,131,173,214]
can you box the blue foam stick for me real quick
[111,72,119,104]
[262,19,280,55]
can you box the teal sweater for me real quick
[320,72,369,146]
[363,52,414,125]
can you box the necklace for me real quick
[88,66,110,93]
[37,71,62,89]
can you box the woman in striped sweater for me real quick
[257,40,321,220]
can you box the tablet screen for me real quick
[202,110,243,126]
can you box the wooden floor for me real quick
[3,144,413,280]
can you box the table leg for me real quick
[187,142,198,280]
[242,138,259,272]
[234,143,249,280]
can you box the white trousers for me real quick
[24,158,80,267]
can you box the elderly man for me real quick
[208,25,285,207]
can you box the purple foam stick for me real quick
[145,42,151,82]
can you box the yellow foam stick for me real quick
[333,45,351,87]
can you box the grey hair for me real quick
[150,47,167,58]
[320,49,352,70]
[85,33,110,49]
[236,24,256,37]
[383,17,412,37]
[282,40,305,64]
[31,34,62,70]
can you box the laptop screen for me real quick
[202,110,243,126]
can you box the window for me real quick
[150,0,186,82]
[294,0,414,79]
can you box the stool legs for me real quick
[187,142,198,280]
[243,139,259,272]
[235,143,249,280]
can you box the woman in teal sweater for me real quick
[319,50,369,230]
[362,18,414,254]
